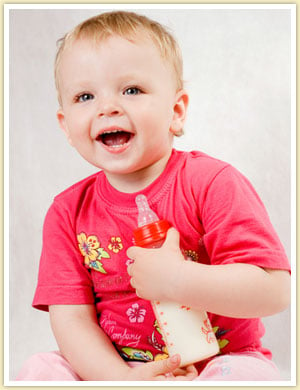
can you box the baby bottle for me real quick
[133,194,219,367]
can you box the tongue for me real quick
[102,132,131,147]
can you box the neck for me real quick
[104,152,172,193]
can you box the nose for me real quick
[97,98,123,118]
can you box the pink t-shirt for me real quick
[33,149,290,363]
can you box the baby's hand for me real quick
[125,354,198,381]
[127,228,185,301]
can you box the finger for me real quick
[127,263,134,276]
[171,368,187,375]
[172,364,197,377]
[126,246,137,259]
[149,354,181,376]
[170,375,195,381]
[157,363,198,381]
[129,278,142,297]
[130,277,135,288]
[163,227,180,249]
[164,372,175,378]
[164,354,181,373]
[126,245,145,259]
[157,368,197,382]
[184,364,198,379]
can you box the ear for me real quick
[170,89,189,135]
[57,109,74,146]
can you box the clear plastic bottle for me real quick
[133,194,219,367]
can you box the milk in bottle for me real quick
[132,194,219,367]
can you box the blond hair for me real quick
[54,11,183,97]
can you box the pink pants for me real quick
[15,350,282,381]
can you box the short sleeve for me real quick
[32,200,95,311]
[201,165,290,271]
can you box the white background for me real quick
[8,5,293,381]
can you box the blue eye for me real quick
[124,87,141,96]
[76,93,94,102]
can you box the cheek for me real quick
[67,115,91,137]
[153,96,176,123]
[136,101,174,129]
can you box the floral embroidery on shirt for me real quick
[121,347,153,362]
[154,319,162,335]
[108,236,123,253]
[213,326,230,350]
[126,303,146,323]
[148,320,169,359]
[183,249,199,262]
[77,232,110,273]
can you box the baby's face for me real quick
[56,35,187,184]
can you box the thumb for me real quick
[163,227,181,249]
[150,354,181,376]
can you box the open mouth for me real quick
[96,129,134,149]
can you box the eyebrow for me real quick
[63,81,95,96]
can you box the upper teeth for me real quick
[102,129,122,135]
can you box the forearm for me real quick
[49,304,199,381]
[49,305,130,380]
[172,262,290,318]
[127,229,290,319]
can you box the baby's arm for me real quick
[49,304,197,381]
[174,262,290,318]
[127,228,290,318]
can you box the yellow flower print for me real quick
[154,348,169,361]
[77,233,100,266]
[77,232,110,273]
[108,236,123,253]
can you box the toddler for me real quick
[16,11,290,381]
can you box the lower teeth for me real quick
[110,143,127,148]
[100,131,131,147]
